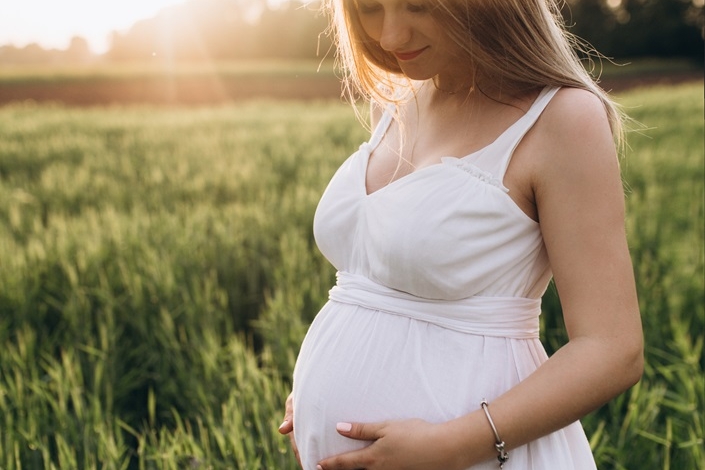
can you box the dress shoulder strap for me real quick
[367,104,395,150]
[492,86,561,179]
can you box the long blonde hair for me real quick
[321,0,624,144]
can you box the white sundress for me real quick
[292,86,597,469]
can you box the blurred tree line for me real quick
[564,0,703,59]
[106,0,332,62]
[0,0,702,65]
[106,0,705,62]
[0,36,94,65]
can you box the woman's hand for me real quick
[278,392,301,467]
[316,419,468,470]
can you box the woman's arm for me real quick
[316,88,643,470]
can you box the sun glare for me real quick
[0,0,189,53]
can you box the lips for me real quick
[394,47,427,61]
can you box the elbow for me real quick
[610,307,645,391]
[595,331,644,394]
[620,335,644,391]
[626,352,644,390]
[631,344,645,386]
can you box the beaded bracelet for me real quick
[481,399,509,468]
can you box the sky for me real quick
[0,0,287,54]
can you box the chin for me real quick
[398,68,434,82]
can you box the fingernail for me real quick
[316,466,323,470]
[278,420,288,430]
[336,422,352,432]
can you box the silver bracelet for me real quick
[481,399,509,468]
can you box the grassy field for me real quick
[0,82,702,469]
[0,58,700,105]
[0,60,342,105]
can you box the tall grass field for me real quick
[0,82,702,469]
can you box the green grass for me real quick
[0,83,702,469]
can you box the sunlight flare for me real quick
[0,0,189,52]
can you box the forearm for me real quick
[444,336,643,468]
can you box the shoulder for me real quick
[540,87,613,148]
[524,87,624,229]
[529,87,617,188]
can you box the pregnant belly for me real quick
[291,301,534,469]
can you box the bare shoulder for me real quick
[540,87,613,151]
[531,87,618,186]
[505,87,618,221]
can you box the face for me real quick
[353,0,468,83]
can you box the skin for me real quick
[355,0,473,91]
[279,1,644,468]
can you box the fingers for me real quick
[316,422,385,468]
[335,421,385,441]
[318,421,390,469]
[278,392,294,435]
[278,418,293,435]
[317,445,372,470]
[278,392,301,466]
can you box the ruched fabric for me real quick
[292,87,597,469]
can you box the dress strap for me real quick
[493,86,561,180]
[367,104,395,151]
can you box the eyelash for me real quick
[406,3,427,13]
[357,2,428,15]
[357,3,381,14]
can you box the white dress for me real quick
[292,87,597,469]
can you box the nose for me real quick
[378,13,411,52]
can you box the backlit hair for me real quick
[321,0,623,143]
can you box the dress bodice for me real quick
[313,87,560,301]
[296,87,597,470]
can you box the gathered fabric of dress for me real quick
[292,86,597,469]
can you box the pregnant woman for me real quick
[279,1,644,469]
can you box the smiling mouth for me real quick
[394,47,427,61]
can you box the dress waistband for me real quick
[328,271,541,339]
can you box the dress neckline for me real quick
[363,86,559,197]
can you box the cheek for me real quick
[435,29,463,56]
[359,17,382,41]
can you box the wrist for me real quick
[481,400,509,468]
[441,409,500,469]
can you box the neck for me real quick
[432,74,474,96]
[426,79,476,108]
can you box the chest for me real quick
[365,110,538,222]
[313,147,546,299]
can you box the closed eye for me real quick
[356,1,428,15]
[357,1,382,14]
[406,2,428,13]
